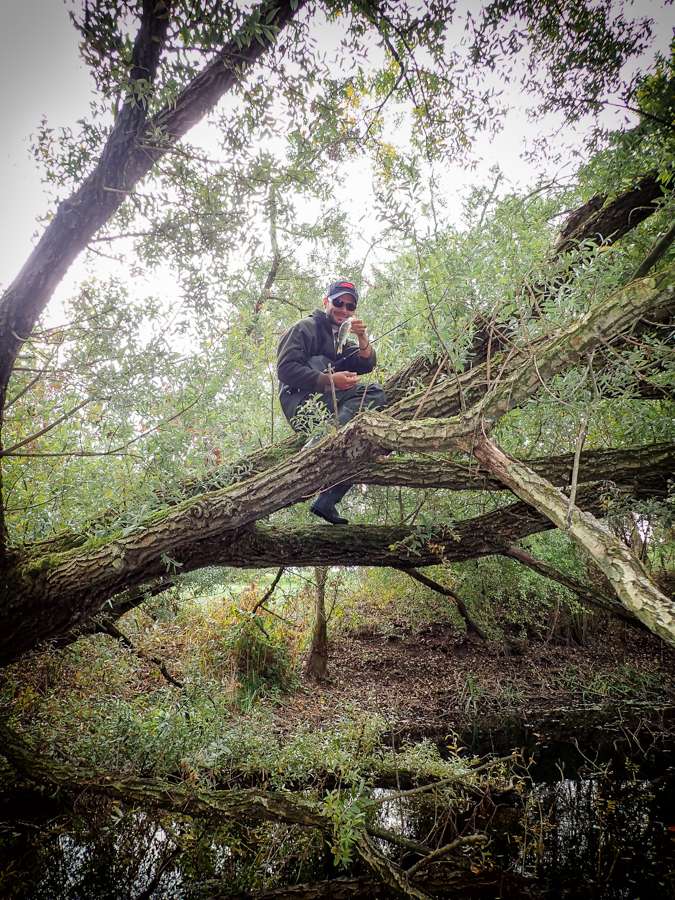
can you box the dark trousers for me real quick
[316,383,387,505]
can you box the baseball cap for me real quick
[326,280,358,304]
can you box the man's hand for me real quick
[349,318,372,357]
[330,370,360,391]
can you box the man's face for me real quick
[324,293,357,326]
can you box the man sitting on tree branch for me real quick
[277,280,386,525]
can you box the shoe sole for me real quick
[309,505,349,526]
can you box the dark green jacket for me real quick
[277,309,377,423]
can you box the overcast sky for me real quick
[1,1,92,294]
[1,0,672,306]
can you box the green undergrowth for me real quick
[555,663,667,703]
[0,593,302,777]
[334,547,599,645]
[196,711,488,791]
[334,566,466,635]
[333,523,674,649]
[3,668,494,793]
[2,553,672,789]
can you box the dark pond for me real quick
[1,728,674,898]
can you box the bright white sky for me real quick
[1,2,86,286]
[1,0,672,309]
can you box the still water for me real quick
[1,741,673,898]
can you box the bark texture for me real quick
[2,270,673,663]
[305,566,329,679]
[473,437,675,646]
[1,477,653,664]
[0,0,305,400]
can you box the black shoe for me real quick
[310,498,349,525]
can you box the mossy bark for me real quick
[1,270,672,662]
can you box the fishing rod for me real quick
[340,286,452,363]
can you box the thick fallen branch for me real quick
[0,721,503,897]
[51,487,618,652]
[6,490,596,662]
[472,437,675,646]
[357,442,674,496]
[3,270,672,662]
[20,438,673,564]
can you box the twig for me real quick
[327,364,340,430]
[6,394,202,458]
[402,491,428,525]
[251,567,285,614]
[5,347,58,409]
[567,412,589,527]
[412,355,447,421]
[256,603,296,627]
[477,170,503,229]
[406,833,488,877]
[356,832,432,900]
[369,771,484,806]
[100,621,183,689]
[397,566,488,641]
[0,398,95,456]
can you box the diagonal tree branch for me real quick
[356,442,674,497]
[498,543,643,627]
[472,437,675,646]
[0,398,95,456]
[395,567,488,640]
[0,0,305,404]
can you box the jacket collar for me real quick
[312,308,333,332]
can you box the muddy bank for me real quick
[275,619,675,741]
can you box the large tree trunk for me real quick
[0,0,304,402]
[305,566,329,679]
[1,269,672,662]
[1,475,661,665]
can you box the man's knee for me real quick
[365,384,387,409]
[336,385,387,425]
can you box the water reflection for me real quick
[520,773,675,897]
[1,749,673,898]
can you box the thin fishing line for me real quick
[341,288,452,362]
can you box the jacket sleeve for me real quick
[338,341,377,375]
[277,322,325,393]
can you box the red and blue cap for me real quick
[326,280,358,304]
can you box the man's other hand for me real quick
[349,318,367,338]
[350,318,372,357]
[331,371,360,391]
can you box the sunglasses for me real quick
[331,298,357,311]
